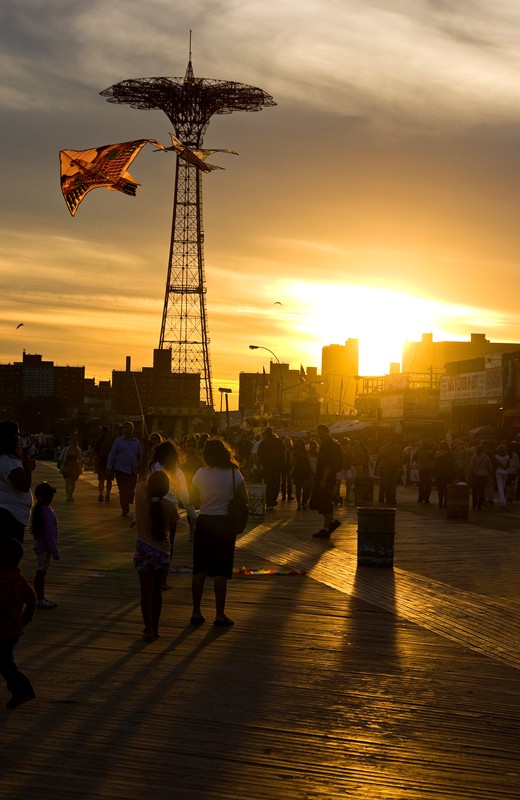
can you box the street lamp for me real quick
[249,345,282,413]
[218,387,232,431]
[248,344,280,363]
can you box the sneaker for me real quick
[312,528,330,539]
[38,598,58,609]
[328,519,341,534]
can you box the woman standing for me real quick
[189,438,248,627]
[467,445,493,511]
[134,470,178,641]
[0,421,33,543]
[494,444,510,506]
[58,434,83,502]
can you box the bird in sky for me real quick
[16,323,24,329]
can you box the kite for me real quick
[171,565,306,576]
[16,323,24,329]
[59,138,166,217]
[158,133,238,172]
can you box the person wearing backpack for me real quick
[309,424,342,539]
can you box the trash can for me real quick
[247,483,266,522]
[357,506,396,567]
[446,483,470,520]
[354,476,375,507]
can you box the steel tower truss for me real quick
[101,58,275,408]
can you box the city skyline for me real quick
[3,3,520,410]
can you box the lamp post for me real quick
[248,344,280,363]
[218,387,232,431]
[249,344,282,414]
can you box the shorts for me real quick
[193,514,236,579]
[133,539,170,572]
[35,549,51,572]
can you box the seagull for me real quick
[274,301,283,306]
[16,323,24,329]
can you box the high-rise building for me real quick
[321,339,359,414]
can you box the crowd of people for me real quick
[1,416,519,710]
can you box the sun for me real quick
[285,283,460,375]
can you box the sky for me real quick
[3,0,520,409]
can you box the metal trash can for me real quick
[446,483,470,520]
[357,506,396,567]
[247,483,266,522]
[354,476,375,507]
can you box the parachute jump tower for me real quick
[100,47,275,408]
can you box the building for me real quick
[321,339,359,415]
[402,332,520,373]
[0,352,85,418]
[356,371,444,444]
[438,351,520,436]
[238,362,321,429]
[112,350,210,437]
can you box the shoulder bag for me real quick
[228,468,248,536]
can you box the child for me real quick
[134,471,178,641]
[31,482,60,610]
[0,537,37,708]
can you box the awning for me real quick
[328,420,369,435]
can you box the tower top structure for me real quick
[100,54,275,145]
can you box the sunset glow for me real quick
[3,4,520,410]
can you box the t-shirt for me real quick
[0,454,32,524]
[191,467,245,516]
[134,481,178,555]
[316,438,342,483]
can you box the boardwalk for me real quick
[1,463,519,799]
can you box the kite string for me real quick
[92,210,148,440]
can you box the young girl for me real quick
[31,482,60,610]
[134,470,178,642]
[149,441,197,588]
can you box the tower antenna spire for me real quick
[189,29,192,62]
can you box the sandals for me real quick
[213,616,234,627]
[190,614,206,625]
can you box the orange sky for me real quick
[2,3,520,410]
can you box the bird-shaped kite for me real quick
[158,133,238,172]
[59,138,165,216]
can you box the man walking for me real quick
[310,424,342,539]
[257,427,285,510]
[106,422,142,517]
